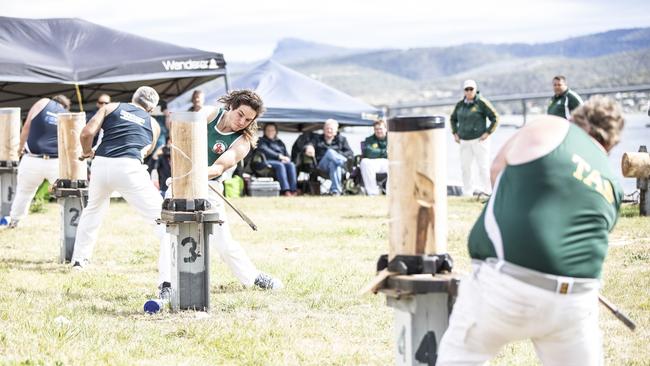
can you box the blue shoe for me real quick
[144,282,171,314]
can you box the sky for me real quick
[2,0,650,61]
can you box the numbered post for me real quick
[161,112,221,312]
[164,214,216,311]
[370,116,461,366]
[0,108,20,220]
[52,112,88,263]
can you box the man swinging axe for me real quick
[155,89,283,307]
[437,96,629,365]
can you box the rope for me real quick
[169,143,193,181]
[74,84,84,112]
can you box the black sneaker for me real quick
[71,259,89,270]
[159,282,172,301]
[254,273,284,290]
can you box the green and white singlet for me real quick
[468,123,623,279]
[207,108,244,167]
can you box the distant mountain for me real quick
[270,37,374,64]
[288,28,650,81]
[277,28,650,107]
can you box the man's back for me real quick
[95,103,153,160]
[26,99,66,156]
[469,119,622,278]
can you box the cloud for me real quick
[2,0,649,61]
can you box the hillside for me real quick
[268,28,650,107]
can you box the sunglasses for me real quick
[464,88,474,92]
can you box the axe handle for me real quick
[599,294,636,331]
[208,183,257,231]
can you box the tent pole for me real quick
[74,84,84,112]
[224,74,231,92]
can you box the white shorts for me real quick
[437,263,602,366]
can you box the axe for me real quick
[208,183,257,231]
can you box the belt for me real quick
[481,258,599,295]
[28,153,57,159]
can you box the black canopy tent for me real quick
[0,16,228,113]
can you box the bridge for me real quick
[388,84,650,123]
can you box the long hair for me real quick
[218,89,265,148]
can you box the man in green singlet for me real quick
[438,96,625,365]
[158,90,283,299]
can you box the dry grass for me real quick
[0,196,647,365]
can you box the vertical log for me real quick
[388,116,447,259]
[0,108,21,162]
[57,113,88,180]
[169,112,208,200]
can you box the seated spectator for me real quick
[304,119,354,196]
[257,123,297,196]
[360,119,388,195]
[291,130,316,164]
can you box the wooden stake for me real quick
[169,112,208,200]
[0,108,21,162]
[57,113,87,180]
[359,269,399,295]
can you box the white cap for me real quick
[463,79,477,90]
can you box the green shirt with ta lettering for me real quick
[468,124,622,279]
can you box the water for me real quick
[275,114,650,195]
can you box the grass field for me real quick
[0,196,648,365]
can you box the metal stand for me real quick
[377,254,460,366]
[0,161,18,219]
[636,146,649,216]
[52,179,88,263]
[161,198,221,312]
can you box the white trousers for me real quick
[71,156,165,262]
[158,181,259,286]
[360,158,388,196]
[10,155,59,222]
[438,263,602,366]
[459,138,491,196]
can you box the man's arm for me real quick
[17,98,49,155]
[80,103,116,158]
[490,133,517,185]
[339,135,354,160]
[141,117,161,159]
[450,102,460,143]
[567,91,583,112]
[482,98,499,134]
[207,138,251,180]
